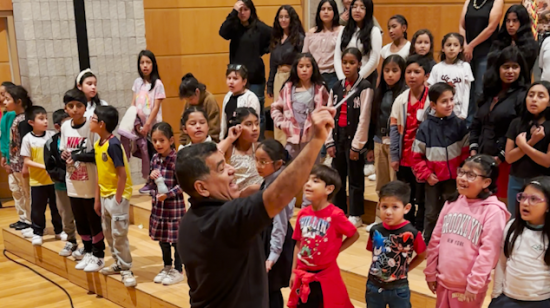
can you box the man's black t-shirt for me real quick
[177,191,272,308]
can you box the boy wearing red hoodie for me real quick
[424,155,510,308]
[411,82,470,244]
[288,165,359,308]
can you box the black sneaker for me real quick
[15,222,31,230]
[9,221,21,229]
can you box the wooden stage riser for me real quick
[3,227,438,308]
[2,230,180,308]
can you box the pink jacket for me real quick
[424,195,510,295]
[271,82,329,144]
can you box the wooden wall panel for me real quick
[0,0,12,11]
[144,0,301,9]
[0,17,11,199]
[145,1,303,143]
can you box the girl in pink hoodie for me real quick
[424,154,511,308]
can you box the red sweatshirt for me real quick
[424,195,510,294]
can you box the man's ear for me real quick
[194,180,210,198]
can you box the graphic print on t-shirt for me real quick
[65,136,89,181]
[370,230,415,282]
[297,215,331,267]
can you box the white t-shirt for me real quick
[427,60,474,119]
[21,130,55,187]
[132,78,166,124]
[380,41,411,60]
[59,119,99,199]
[492,219,550,301]
[84,99,108,119]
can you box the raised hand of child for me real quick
[150,169,161,180]
[464,291,476,302]
[228,125,242,141]
[427,281,437,294]
[157,194,167,202]
[427,173,439,186]
[233,0,244,11]
[327,146,336,158]
[349,150,359,161]
[265,260,274,273]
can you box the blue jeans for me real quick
[322,72,339,90]
[366,281,411,308]
[507,175,529,218]
[467,55,488,127]
[249,83,266,140]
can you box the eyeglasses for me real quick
[516,192,546,206]
[227,64,242,70]
[351,4,366,11]
[457,168,489,182]
[255,159,274,167]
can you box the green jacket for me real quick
[1,111,15,163]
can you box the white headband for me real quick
[530,181,542,186]
[76,68,93,84]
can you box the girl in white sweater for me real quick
[220,64,261,140]
[490,176,550,307]
[334,0,382,83]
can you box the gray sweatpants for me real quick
[101,196,132,270]
[55,189,76,242]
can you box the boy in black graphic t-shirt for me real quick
[366,181,427,308]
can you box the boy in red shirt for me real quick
[288,165,359,308]
[389,55,431,232]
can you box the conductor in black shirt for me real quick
[176,107,336,308]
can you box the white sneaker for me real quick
[162,269,184,285]
[84,256,105,272]
[75,253,92,270]
[121,270,137,287]
[55,232,68,241]
[366,217,383,232]
[154,266,172,283]
[368,174,376,182]
[59,242,77,257]
[31,235,43,246]
[23,230,34,239]
[364,164,375,176]
[21,227,33,235]
[348,216,363,228]
[72,247,86,260]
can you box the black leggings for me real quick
[159,242,182,272]
[397,166,425,231]
[298,281,323,308]
[70,197,105,258]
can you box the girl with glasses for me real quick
[490,176,550,308]
[254,139,295,308]
[425,154,510,308]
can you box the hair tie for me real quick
[76,68,93,85]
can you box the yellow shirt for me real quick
[94,136,132,200]
[20,131,54,187]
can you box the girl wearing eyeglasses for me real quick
[424,154,510,308]
[254,139,295,308]
[505,81,550,217]
[220,65,261,140]
[490,176,550,308]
